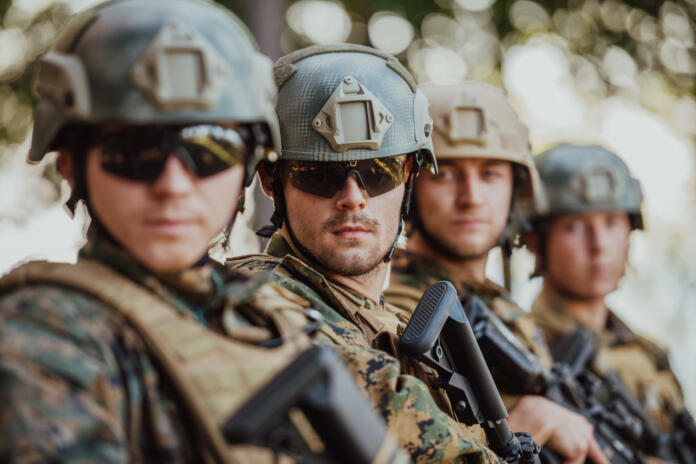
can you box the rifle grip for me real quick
[401,281,453,355]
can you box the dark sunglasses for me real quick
[96,124,255,182]
[283,155,409,199]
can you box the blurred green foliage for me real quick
[1,0,696,146]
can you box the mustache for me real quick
[322,212,380,231]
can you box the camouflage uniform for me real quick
[230,234,499,463]
[385,249,553,410]
[532,284,685,433]
[528,144,686,434]
[0,233,270,462]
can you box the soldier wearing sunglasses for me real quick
[0,2,418,463]
[229,44,500,462]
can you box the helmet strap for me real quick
[221,190,246,251]
[383,151,423,262]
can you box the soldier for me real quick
[0,2,411,462]
[230,44,499,462]
[384,82,609,463]
[526,144,687,433]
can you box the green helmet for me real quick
[30,0,279,186]
[533,144,644,230]
[266,44,435,261]
[273,43,435,168]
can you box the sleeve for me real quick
[317,327,500,464]
[0,287,128,463]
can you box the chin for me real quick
[137,245,206,273]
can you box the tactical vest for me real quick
[0,259,314,464]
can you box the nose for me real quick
[455,172,484,207]
[335,174,367,211]
[588,222,609,254]
[150,155,196,197]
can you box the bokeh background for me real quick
[0,0,694,410]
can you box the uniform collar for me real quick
[531,283,637,346]
[390,249,507,304]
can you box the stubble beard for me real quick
[292,211,396,277]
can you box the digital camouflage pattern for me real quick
[0,232,235,462]
[531,284,685,433]
[229,234,500,464]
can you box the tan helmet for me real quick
[419,81,546,218]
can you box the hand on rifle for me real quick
[507,396,610,464]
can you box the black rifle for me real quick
[465,293,695,464]
[222,346,411,464]
[400,281,540,464]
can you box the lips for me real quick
[451,218,487,227]
[144,218,198,235]
[332,224,372,238]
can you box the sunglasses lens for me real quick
[179,125,249,177]
[286,161,344,198]
[98,125,251,182]
[285,155,407,198]
[359,156,406,197]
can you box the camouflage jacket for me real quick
[384,249,554,411]
[385,249,553,369]
[228,234,499,464]
[0,233,398,463]
[0,234,245,462]
[531,284,685,432]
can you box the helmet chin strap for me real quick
[221,191,246,251]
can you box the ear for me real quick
[258,162,275,198]
[57,150,75,189]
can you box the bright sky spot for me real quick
[601,99,693,223]
[422,46,468,84]
[288,0,351,44]
[368,12,414,55]
[503,42,585,130]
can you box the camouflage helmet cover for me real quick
[273,44,435,171]
[419,81,545,217]
[30,0,280,185]
[533,144,644,229]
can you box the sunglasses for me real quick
[96,124,255,182]
[283,155,409,199]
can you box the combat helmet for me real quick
[533,144,644,230]
[419,81,545,219]
[30,0,279,187]
[266,44,436,261]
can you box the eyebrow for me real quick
[481,160,508,168]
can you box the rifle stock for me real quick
[401,281,540,464]
[222,346,411,464]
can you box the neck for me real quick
[326,263,388,304]
[545,282,609,331]
[408,230,488,283]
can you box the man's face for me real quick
[85,147,244,273]
[544,212,631,299]
[281,161,407,277]
[414,158,514,260]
